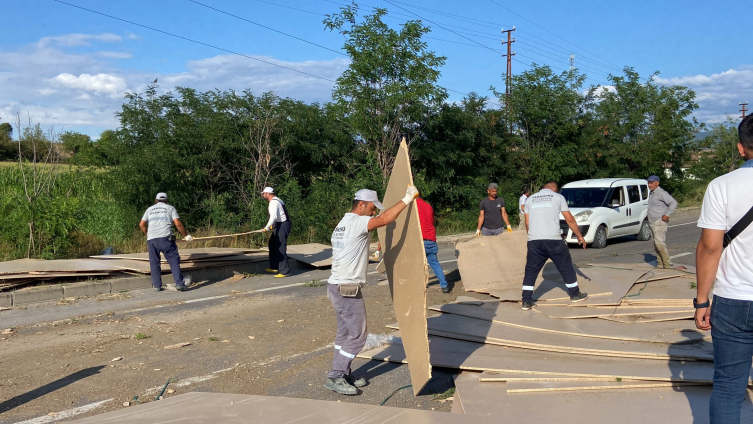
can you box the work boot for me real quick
[324,377,358,395]
[521,300,536,310]
[153,286,164,292]
[345,375,367,388]
[265,268,278,273]
[176,285,188,292]
[570,292,589,303]
[442,286,451,294]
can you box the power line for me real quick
[52,0,338,82]
[187,0,346,56]
[487,0,618,68]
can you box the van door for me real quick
[605,185,630,236]
[639,184,650,220]
[622,185,643,235]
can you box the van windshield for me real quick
[560,187,610,208]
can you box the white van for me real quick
[558,178,652,248]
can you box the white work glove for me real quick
[475,229,481,237]
[507,225,513,233]
[184,235,194,242]
[401,186,419,205]
[261,227,269,233]
[373,250,382,261]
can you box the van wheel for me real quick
[636,220,652,241]
[591,225,608,249]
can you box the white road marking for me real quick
[16,398,113,424]
[250,281,314,293]
[670,252,693,259]
[668,221,698,228]
[184,295,230,304]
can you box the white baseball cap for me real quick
[156,192,168,200]
[354,189,385,210]
[261,187,275,194]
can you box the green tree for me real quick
[324,4,447,180]
[689,118,743,181]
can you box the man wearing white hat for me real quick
[139,192,193,291]
[324,185,418,396]
[261,187,291,277]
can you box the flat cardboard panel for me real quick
[536,305,693,319]
[358,334,720,383]
[455,232,528,293]
[286,243,333,267]
[429,301,706,343]
[483,263,612,302]
[68,392,500,423]
[375,139,431,395]
[453,372,753,423]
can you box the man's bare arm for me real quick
[368,202,408,231]
[562,211,586,248]
[501,208,511,227]
[139,220,148,235]
[695,228,724,330]
[173,219,189,238]
[477,210,484,231]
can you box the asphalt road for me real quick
[0,209,702,423]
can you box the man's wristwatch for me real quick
[693,298,710,309]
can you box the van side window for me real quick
[627,185,641,204]
[640,185,649,200]
[608,187,625,207]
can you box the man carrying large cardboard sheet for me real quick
[521,181,587,310]
[324,186,418,395]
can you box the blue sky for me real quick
[1,0,751,138]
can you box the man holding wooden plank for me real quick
[139,192,192,292]
[324,186,418,395]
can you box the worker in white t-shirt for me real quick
[260,187,291,278]
[695,114,753,423]
[518,187,530,231]
[324,186,418,396]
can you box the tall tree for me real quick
[324,4,447,180]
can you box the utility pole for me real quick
[501,26,516,133]
[741,102,749,120]
[569,54,575,71]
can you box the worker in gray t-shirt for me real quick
[521,181,587,310]
[476,183,512,236]
[139,192,193,292]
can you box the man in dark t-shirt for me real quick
[476,183,512,236]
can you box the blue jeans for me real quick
[710,295,753,424]
[424,240,448,289]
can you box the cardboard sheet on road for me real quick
[0,258,148,275]
[536,305,693,319]
[388,313,713,361]
[375,139,431,395]
[505,380,707,393]
[599,312,694,324]
[91,248,259,262]
[455,232,528,293]
[429,301,706,343]
[359,334,720,383]
[453,372,753,423]
[285,243,333,267]
[67,392,499,423]
[485,263,612,302]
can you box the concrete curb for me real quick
[12,286,65,305]
[63,281,112,298]
[0,292,12,307]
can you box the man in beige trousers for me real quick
[647,175,677,269]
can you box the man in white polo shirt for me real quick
[260,187,291,278]
[695,114,753,423]
[324,186,418,396]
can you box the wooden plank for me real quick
[387,314,712,361]
[536,305,693,319]
[286,243,333,267]
[428,301,707,344]
[358,334,720,383]
[176,230,264,243]
[479,371,636,382]
[67,392,500,424]
[452,371,753,423]
[506,380,708,393]
[375,139,431,395]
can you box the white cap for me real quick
[354,189,385,210]
[156,192,168,200]
[261,187,275,194]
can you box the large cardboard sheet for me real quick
[455,232,528,293]
[285,243,333,267]
[453,372,753,423]
[359,334,721,383]
[376,139,431,395]
[68,392,500,423]
[429,301,707,343]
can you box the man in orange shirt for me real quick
[416,191,450,293]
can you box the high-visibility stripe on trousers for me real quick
[327,283,367,379]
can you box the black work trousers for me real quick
[268,220,291,275]
[521,239,580,302]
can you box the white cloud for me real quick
[50,73,129,98]
[38,33,122,48]
[655,66,753,124]
[0,33,347,137]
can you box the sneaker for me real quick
[441,286,451,294]
[324,377,358,395]
[265,268,279,273]
[153,286,164,292]
[176,285,188,292]
[274,273,288,278]
[521,300,536,310]
[345,375,367,388]
[570,292,589,303]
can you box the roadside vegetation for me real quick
[0,5,743,261]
